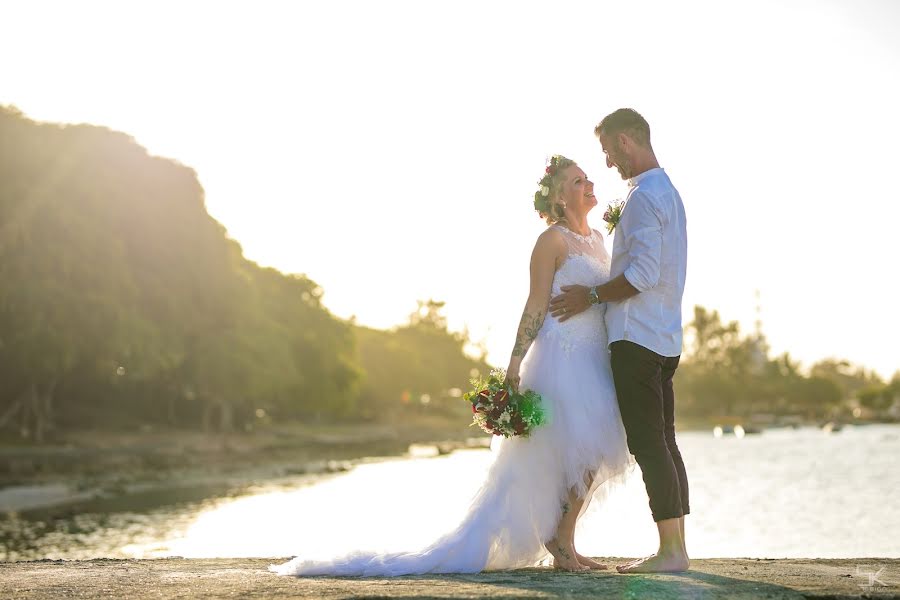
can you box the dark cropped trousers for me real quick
[610,340,690,522]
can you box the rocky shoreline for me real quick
[0,422,488,514]
[1,557,897,599]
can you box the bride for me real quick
[270,155,634,577]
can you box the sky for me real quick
[2,0,899,378]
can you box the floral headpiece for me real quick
[533,154,573,221]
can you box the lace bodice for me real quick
[549,225,610,292]
[539,225,611,352]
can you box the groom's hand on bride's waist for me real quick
[550,285,591,322]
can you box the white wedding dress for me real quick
[270,225,634,577]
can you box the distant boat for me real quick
[822,421,844,434]
[714,423,763,438]
[713,425,735,438]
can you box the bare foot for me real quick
[576,553,608,570]
[615,556,643,569]
[546,538,588,572]
[616,552,690,573]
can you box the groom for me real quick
[550,108,690,573]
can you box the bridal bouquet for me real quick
[463,369,547,438]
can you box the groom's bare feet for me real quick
[575,552,608,570]
[617,556,644,568]
[546,538,588,572]
[616,551,689,573]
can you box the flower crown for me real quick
[533,155,572,220]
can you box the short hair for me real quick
[594,108,651,148]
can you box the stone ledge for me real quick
[1,557,898,599]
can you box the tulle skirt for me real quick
[269,316,634,576]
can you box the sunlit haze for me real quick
[3,0,898,377]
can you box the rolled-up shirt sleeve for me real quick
[622,192,664,292]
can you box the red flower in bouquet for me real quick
[472,389,490,413]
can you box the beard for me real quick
[608,145,632,179]
[615,158,633,180]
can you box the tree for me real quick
[0,105,363,437]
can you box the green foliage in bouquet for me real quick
[463,369,547,438]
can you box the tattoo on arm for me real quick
[511,310,545,358]
[562,502,570,515]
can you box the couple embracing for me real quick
[271,108,691,577]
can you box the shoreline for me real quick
[0,420,490,514]
[2,420,893,515]
[2,557,898,599]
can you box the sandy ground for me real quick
[1,558,898,599]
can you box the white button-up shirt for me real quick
[605,167,687,358]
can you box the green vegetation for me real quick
[0,106,483,443]
[0,106,895,445]
[676,306,899,425]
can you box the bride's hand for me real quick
[504,364,521,393]
[549,285,590,322]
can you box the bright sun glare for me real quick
[2,0,899,377]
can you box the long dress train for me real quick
[270,225,634,576]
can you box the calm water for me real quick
[2,424,899,561]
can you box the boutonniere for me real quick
[603,199,625,234]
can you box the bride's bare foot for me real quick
[575,552,608,570]
[546,538,588,572]
[616,551,690,573]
